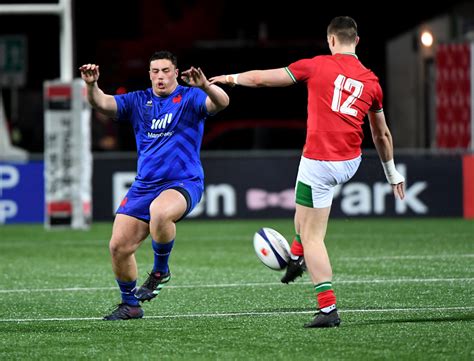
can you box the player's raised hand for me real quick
[181,66,209,88]
[79,64,100,85]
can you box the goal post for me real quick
[0,1,93,229]
[44,79,92,229]
[0,0,73,82]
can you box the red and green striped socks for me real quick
[290,234,304,258]
[292,236,337,313]
[314,282,337,313]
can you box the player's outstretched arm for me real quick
[181,66,229,114]
[209,68,294,88]
[368,111,405,200]
[79,64,117,118]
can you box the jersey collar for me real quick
[339,52,358,59]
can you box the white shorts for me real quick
[296,155,361,208]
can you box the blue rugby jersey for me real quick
[114,85,209,184]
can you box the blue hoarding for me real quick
[0,161,44,223]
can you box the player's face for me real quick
[149,59,179,97]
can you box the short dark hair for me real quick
[327,16,358,45]
[149,50,178,68]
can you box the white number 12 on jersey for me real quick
[331,74,364,116]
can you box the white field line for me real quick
[0,306,472,323]
[340,254,474,261]
[0,277,472,294]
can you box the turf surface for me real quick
[0,218,472,360]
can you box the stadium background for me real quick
[0,0,472,152]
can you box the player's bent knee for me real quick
[109,236,140,257]
[150,211,177,228]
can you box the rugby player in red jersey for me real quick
[210,16,405,328]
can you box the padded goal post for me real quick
[44,79,92,229]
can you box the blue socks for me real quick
[115,240,173,306]
[116,279,139,306]
[152,239,174,274]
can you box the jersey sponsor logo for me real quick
[147,131,174,138]
[151,113,173,130]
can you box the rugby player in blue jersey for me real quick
[79,51,229,320]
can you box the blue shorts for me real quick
[116,179,203,223]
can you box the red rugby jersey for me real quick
[287,53,383,161]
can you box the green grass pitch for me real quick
[0,218,472,360]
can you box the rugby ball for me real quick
[253,227,291,270]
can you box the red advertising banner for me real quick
[436,43,471,148]
[463,154,474,219]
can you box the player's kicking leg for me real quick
[281,234,306,283]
